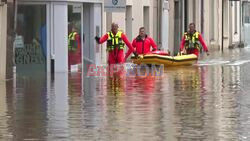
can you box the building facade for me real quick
[1,0,249,80]
[13,0,102,74]
[101,0,160,63]
[166,0,244,55]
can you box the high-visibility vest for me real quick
[68,32,78,51]
[106,31,125,51]
[184,31,201,50]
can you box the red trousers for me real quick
[187,48,199,57]
[108,49,125,64]
[68,49,81,70]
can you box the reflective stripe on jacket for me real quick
[184,31,200,50]
[106,31,125,51]
[68,32,78,51]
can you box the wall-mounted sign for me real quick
[73,5,82,13]
[104,0,126,12]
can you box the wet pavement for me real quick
[1,48,250,141]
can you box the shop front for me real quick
[15,0,103,74]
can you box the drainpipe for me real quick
[239,0,242,47]
[157,0,161,49]
[161,0,169,52]
[222,0,224,51]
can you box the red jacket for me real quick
[132,35,157,54]
[99,32,134,61]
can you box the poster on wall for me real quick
[14,35,24,48]
[15,44,46,65]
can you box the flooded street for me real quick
[1,48,250,141]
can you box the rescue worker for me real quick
[95,23,135,64]
[132,27,157,55]
[180,23,209,56]
[68,24,81,70]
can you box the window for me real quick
[244,3,250,23]
[15,5,47,71]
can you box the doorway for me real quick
[143,6,150,35]
[68,4,82,72]
[174,1,182,55]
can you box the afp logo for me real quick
[112,0,118,5]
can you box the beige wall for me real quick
[203,0,210,45]
[104,0,156,40]
[166,0,242,54]
[101,0,243,61]
[0,4,7,80]
[102,0,157,63]
[208,0,241,48]
[182,0,241,50]
[231,2,241,43]
[168,0,175,55]
[152,0,159,44]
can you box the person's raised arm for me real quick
[95,33,109,44]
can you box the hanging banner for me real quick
[104,0,126,12]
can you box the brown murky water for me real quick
[1,48,250,141]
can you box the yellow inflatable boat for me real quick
[131,54,198,66]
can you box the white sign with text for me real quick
[104,0,126,12]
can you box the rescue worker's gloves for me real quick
[206,51,210,56]
[152,48,157,51]
[179,50,184,55]
[133,52,138,58]
[95,36,100,44]
[180,49,186,55]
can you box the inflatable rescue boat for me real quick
[131,51,198,66]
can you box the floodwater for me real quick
[1,48,250,141]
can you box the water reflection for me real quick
[93,68,165,141]
[212,65,241,141]
[0,81,9,139]
[170,66,207,140]
[46,73,69,140]
[1,49,250,140]
[3,74,48,140]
